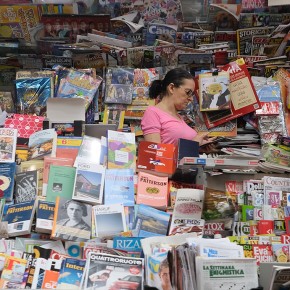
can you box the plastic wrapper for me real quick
[15,77,52,116]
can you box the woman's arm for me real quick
[144,133,161,143]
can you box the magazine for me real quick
[28,129,57,160]
[93,204,127,238]
[72,161,106,204]
[0,128,17,163]
[82,252,144,290]
[0,162,16,201]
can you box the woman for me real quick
[56,200,91,241]
[141,68,216,146]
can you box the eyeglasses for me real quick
[184,89,195,99]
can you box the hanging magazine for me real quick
[104,68,134,104]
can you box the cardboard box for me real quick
[137,141,177,176]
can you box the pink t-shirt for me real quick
[141,106,197,146]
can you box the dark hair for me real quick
[63,200,88,217]
[149,68,193,99]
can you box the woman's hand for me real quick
[193,132,217,146]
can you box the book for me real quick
[82,252,144,290]
[74,135,103,166]
[203,58,261,128]
[107,130,136,171]
[104,67,134,105]
[102,106,125,130]
[42,156,74,197]
[15,170,38,204]
[51,197,92,242]
[93,204,127,238]
[136,171,169,209]
[169,188,204,236]
[35,201,55,234]
[56,136,82,162]
[56,257,86,289]
[0,128,17,163]
[72,161,106,204]
[0,162,15,201]
[104,168,134,206]
[46,165,76,203]
[3,200,36,237]
[28,129,57,160]
[112,237,143,253]
[133,204,170,237]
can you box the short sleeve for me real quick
[141,107,161,136]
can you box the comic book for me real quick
[104,67,134,104]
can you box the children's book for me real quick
[51,197,92,242]
[35,201,55,234]
[45,165,76,202]
[133,204,170,237]
[104,67,134,105]
[42,156,74,197]
[56,257,86,289]
[56,69,103,110]
[15,170,38,203]
[136,172,168,209]
[72,161,106,204]
[93,204,127,238]
[199,71,231,111]
[82,252,144,290]
[3,200,36,237]
[0,128,17,163]
[104,168,134,206]
[0,162,16,201]
[28,128,57,160]
[107,130,136,171]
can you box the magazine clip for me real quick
[212,70,219,76]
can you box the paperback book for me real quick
[3,200,36,237]
[51,197,92,242]
[15,170,38,204]
[136,171,169,209]
[28,129,57,160]
[46,165,76,202]
[56,136,83,162]
[82,252,144,290]
[107,130,136,171]
[72,161,106,204]
[0,162,16,201]
[93,204,127,238]
[104,168,134,206]
[0,128,17,163]
[35,201,55,234]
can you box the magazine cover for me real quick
[0,128,17,163]
[83,252,144,290]
[104,168,134,206]
[104,68,134,104]
[146,23,177,46]
[107,130,136,171]
[93,204,127,238]
[133,204,170,237]
[28,129,57,160]
[57,257,86,290]
[51,197,92,242]
[0,162,16,201]
[199,72,231,111]
[15,170,38,204]
[3,200,36,237]
[73,161,106,204]
[132,68,159,106]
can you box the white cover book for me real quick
[0,128,17,163]
[72,161,106,204]
[93,204,127,238]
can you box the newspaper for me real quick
[82,252,144,290]
[196,257,259,290]
[269,266,290,290]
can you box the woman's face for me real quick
[170,78,195,111]
[67,202,83,221]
